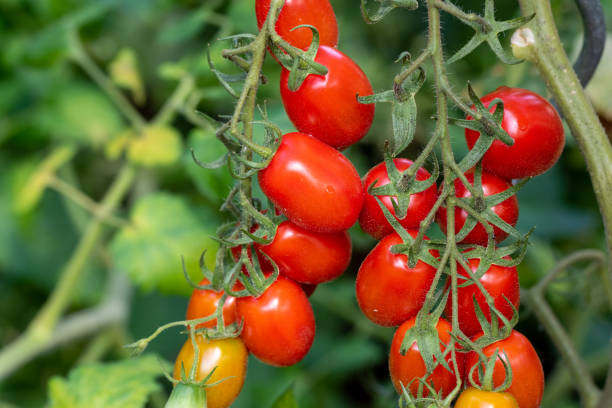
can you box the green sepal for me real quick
[443,0,535,64]
[361,0,418,24]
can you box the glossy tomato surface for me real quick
[256,0,338,50]
[436,172,518,245]
[359,159,438,240]
[258,132,364,232]
[455,388,519,408]
[257,220,351,284]
[237,276,315,366]
[356,232,436,327]
[445,258,519,336]
[280,46,374,149]
[173,336,247,408]
[465,86,565,179]
[186,278,237,329]
[389,317,463,398]
[465,330,544,408]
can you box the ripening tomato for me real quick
[359,159,438,240]
[257,220,351,284]
[236,276,315,366]
[356,232,437,327]
[186,278,237,329]
[465,330,544,408]
[455,388,519,408]
[255,0,338,50]
[389,317,463,398]
[258,132,364,232]
[280,46,375,149]
[173,336,247,408]
[445,258,519,336]
[436,172,518,245]
[465,87,565,180]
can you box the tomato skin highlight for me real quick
[359,159,438,240]
[389,317,463,398]
[465,330,544,408]
[280,46,375,149]
[258,132,364,233]
[236,276,315,366]
[455,388,519,408]
[356,232,436,327]
[186,278,237,329]
[445,258,519,337]
[173,336,248,408]
[255,0,338,50]
[465,86,565,180]
[257,220,351,284]
[436,172,519,245]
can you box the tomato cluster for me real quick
[354,87,562,406]
[173,2,374,406]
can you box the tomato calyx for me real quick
[467,349,513,393]
[368,148,439,221]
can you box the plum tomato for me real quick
[445,258,519,337]
[436,172,518,245]
[186,278,237,329]
[356,232,437,327]
[257,220,351,284]
[465,87,565,180]
[258,132,364,233]
[173,336,247,408]
[255,0,338,50]
[455,388,519,408]
[280,46,375,149]
[389,317,464,398]
[236,276,315,366]
[465,330,544,408]
[359,158,438,240]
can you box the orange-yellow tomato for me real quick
[455,388,519,408]
[173,336,248,408]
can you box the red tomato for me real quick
[236,276,315,366]
[356,232,437,327]
[359,159,438,240]
[186,278,237,329]
[465,330,544,408]
[455,388,519,408]
[255,0,338,50]
[280,46,375,149]
[465,87,565,180]
[257,220,351,284]
[173,336,247,408]
[258,132,364,232]
[445,258,519,337]
[389,317,463,398]
[436,172,518,245]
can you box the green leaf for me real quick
[127,125,183,167]
[110,193,218,295]
[47,355,162,408]
[361,0,418,24]
[271,385,298,408]
[184,129,234,204]
[38,84,124,148]
[109,48,145,105]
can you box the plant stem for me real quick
[153,75,196,125]
[68,31,146,130]
[0,165,135,381]
[514,0,612,278]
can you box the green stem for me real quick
[68,31,146,130]
[153,75,196,125]
[0,165,135,381]
[522,289,600,408]
[514,0,612,278]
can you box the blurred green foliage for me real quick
[0,0,610,407]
